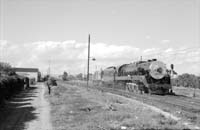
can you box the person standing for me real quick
[26,77,29,88]
[46,76,51,95]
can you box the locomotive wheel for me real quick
[125,83,129,92]
[148,88,152,95]
[130,84,134,92]
[138,83,144,94]
[134,84,138,93]
[130,85,134,92]
[133,85,138,93]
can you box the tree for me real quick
[0,62,12,74]
[62,71,68,81]
[174,73,200,89]
[68,75,76,80]
[76,73,83,80]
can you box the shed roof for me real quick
[13,67,39,73]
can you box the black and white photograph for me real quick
[0,0,200,130]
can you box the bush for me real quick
[0,62,14,75]
[62,71,68,81]
[172,73,200,89]
[49,77,57,86]
[0,75,25,105]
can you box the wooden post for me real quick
[87,34,90,88]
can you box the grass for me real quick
[173,86,200,98]
[46,81,189,130]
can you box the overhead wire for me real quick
[142,46,200,62]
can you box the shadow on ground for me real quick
[0,86,38,130]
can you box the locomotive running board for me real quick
[115,76,149,88]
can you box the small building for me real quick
[13,67,39,82]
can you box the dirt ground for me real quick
[0,82,199,130]
[47,81,194,130]
[0,83,52,130]
[173,86,200,98]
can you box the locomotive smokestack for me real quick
[140,56,142,61]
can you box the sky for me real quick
[0,0,199,75]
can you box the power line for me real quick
[142,46,200,60]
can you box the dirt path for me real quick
[0,83,52,130]
[25,83,52,130]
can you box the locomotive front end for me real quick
[149,61,167,80]
[147,61,172,94]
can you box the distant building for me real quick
[13,67,39,82]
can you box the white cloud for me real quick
[1,40,200,75]
[165,48,173,53]
[111,10,117,15]
[161,39,170,44]
[1,40,141,74]
[143,48,157,54]
[0,40,8,47]
[92,43,140,59]
[143,48,161,57]
[145,35,151,39]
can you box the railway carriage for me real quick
[94,59,173,95]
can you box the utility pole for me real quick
[170,64,174,94]
[87,34,90,87]
[48,59,51,76]
[193,77,197,97]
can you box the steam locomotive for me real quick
[93,59,174,95]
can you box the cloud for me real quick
[1,40,200,75]
[143,48,159,54]
[1,40,141,74]
[164,48,173,53]
[0,40,8,47]
[141,47,200,75]
[92,43,140,59]
[161,39,170,44]
[145,35,151,39]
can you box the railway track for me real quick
[89,84,200,125]
[64,80,200,129]
[70,81,200,112]
[68,81,200,125]
[107,86,200,112]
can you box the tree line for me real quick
[172,73,200,89]
[61,71,86,81]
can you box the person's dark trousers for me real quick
[48,85,51,95]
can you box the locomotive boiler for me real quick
[94,59,173,95]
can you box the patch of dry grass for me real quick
[47,81,189,130]
[173,86,200,98]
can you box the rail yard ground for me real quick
[0,81,200,130]
[47,80,200,130]
[173,86,200,99]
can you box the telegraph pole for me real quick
[87,34,90,87]
[170,64,174,94]
[48,59,51,76]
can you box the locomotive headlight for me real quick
[149,61,167,79]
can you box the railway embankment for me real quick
[46,80,199,130]
[87,81,200,129]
